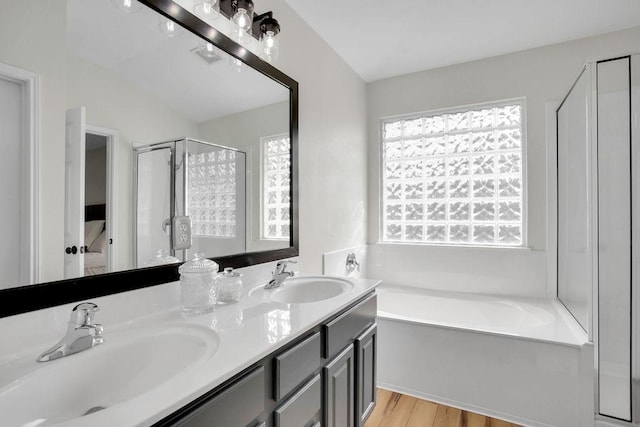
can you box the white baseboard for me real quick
[376,381,554,427]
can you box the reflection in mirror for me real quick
[134,139,247,265]
[0,0,293,291]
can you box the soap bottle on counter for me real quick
[179,252,218,316]
[216,267,243,305]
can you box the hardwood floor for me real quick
[363,389,521,427]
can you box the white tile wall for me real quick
[367,243,547,298]
[322,246,368,279]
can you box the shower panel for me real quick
[134,138,246,267]
[557,54,638,424]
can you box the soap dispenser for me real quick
[179,252,219,316]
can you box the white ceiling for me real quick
[285,0,640,82]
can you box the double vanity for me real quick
[0,274,379,426]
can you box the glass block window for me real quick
[381,100,525,246]
[187,147,238,238]
[262,134,291,240]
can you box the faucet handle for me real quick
[70,302,99,327]
[275,260,297,275]
[93,323,104,337]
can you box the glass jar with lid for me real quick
[144,249,180,266]
[216,267,243,305]
[178,252,218,316]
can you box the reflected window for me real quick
[262,134,291,240]
[188,148,237,238]
[266,309,291,344]
[380,99,526,246]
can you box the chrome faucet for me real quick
[265,260,297,289]
[37,302,104,362]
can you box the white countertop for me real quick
[0,274,380,427]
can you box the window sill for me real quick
[375,241,532,252]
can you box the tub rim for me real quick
[375,284,589,348]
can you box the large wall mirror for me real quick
[0,0,298,317]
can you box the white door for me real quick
[64,107,86,278]
[0,76,24,285]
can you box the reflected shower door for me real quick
[135,147,173,267]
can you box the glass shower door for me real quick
[597,56,632,421]
[134,146,173,267]
[557,66,591,331]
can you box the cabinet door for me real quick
[170,366,265,427]
[355,324,377,426]
[324,344,355,427]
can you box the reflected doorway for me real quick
[64,106,117,279]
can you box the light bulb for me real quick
[230,25,251,46]
[232,8,252,31]
[199,42,219,59]
[111,0,140,13]
[158,18,183,38]
[229,56,246,73]
[193,0,219,21]
[261,31,279,63]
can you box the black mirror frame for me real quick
[0,0,299,318]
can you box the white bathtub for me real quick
[376,285,594,427]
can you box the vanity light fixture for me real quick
[111,0,141,13]
[216,0,283,62]
[256,12,280,63]
[193,0,220,21]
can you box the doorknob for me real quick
[65,246,78,255]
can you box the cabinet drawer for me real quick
[323,293,376,358]
[174,366,265,427]
[274,331,321,400]
[274,374,322,427]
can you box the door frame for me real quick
[0,62,39,284]
[86,124,119,273]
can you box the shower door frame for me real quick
[591,54,638,425]
[556,53,640,425]
[631,53,640,425]
[133,142,177,267]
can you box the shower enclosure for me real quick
[134,138,246,267]
[557,54,639,423]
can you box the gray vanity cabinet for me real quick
[324,344,355,427]
[154,292,377,427]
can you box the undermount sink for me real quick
[251,276,354,304]
[0,324,219,426]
